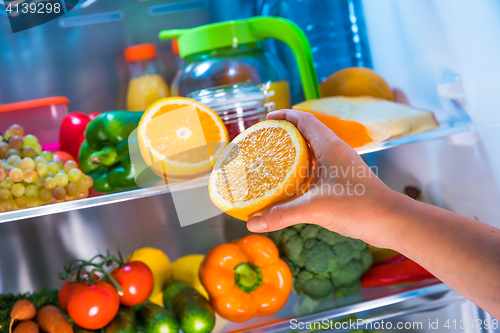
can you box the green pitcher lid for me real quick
[159,19,260,58]
[159,16,321,100]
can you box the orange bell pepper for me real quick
[200,234,293,322]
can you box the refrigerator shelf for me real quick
[0,175,210,224]
[0,121,471,224]
[355,121,472,154]
[215,282,467,333]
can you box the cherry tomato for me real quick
[67,282,120,330]
[111,261,154,306]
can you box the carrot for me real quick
[9,300,36,333]
[13,321,39,333]
[36,306,73,333]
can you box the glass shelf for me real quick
[214,282,463,332]
[0,176,210,224]
[0,121,471,224]
[355,121,472,155]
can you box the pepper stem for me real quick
[90,156,101,165]
[234,262,263,293]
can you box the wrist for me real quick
[363,188,412,250]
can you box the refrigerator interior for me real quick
[1,0,499,332]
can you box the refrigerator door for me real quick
[361,0,500,229]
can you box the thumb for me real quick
[247,194,314,233]
[267,109,342,161]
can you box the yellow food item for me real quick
[149,292,164,306]
[128,247,171,300]
[209,120,312,221]
[293,97,439,145]
[369,245,399,264]
[268,80,291,110]
[171,254,208,299]
[127,74,170,111]
[320,67,394,101]
[138,97,228,180]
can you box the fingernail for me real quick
[247,215,268,232]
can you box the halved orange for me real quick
[209,120,313,221]
[138,97,228,179]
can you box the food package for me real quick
[293,96,439,148]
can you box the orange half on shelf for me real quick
[293,96,439,149]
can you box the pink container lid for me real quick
[0,96,69,113]
[41,142,61,151]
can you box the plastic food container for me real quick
[0,97,69,145]
[188,82,275,141]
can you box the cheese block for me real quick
[293,96,439,148]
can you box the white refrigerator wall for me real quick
[361,0,500,228]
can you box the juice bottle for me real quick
[125,44,170,111]
[268,80,290,110]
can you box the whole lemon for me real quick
[128,247,171,301]
[320,67,394,101]
[149,291,164,306]
[171,254,208,299]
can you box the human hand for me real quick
[246,110,403,248]
[248,111,500,319]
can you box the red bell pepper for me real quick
[361,257,435,287]
[59,112,99,161]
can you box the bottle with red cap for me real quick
[125,43,170,111]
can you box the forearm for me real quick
[380,192,500,318]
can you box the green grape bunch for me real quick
[0,124,94,213]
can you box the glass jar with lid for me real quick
[188,82,274,141]
[173,42,290,111]
[159,17,321,111]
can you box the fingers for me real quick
[247,194,314,233]
[267,109,340,161]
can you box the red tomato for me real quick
[111,261,154,306]
[67,282,120,330]
[58,272,99,313]
[58,282,75,313]
[53,150,77,164]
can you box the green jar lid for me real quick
[159,19,259,59]
[159,16,321,100]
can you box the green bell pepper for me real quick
[78,111,144,193]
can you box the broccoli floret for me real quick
[332,241,355,265]
[360,249,373,271]
[281,228,298,243]
[292,224,306,232]
[267,225,371,302]
[267,229,283,245]
[334,280,362,298]
[347,237,368,252]
[295,270,334,301]
[317,229,347,246]
[330,260,364,286]
[282,235,304,267]
[302,239,338,274]
[300,224,320,239]
[283,258,301,277]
